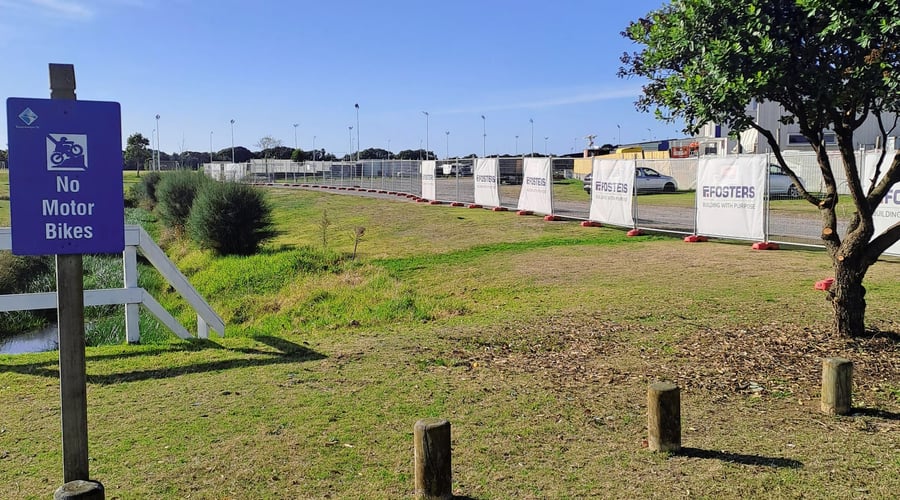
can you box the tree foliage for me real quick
[124,133,151,171]
[620,0,900,336]
[395,149,435,160]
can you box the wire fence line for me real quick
[202,149,896,252]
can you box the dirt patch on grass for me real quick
[447,312,899,416]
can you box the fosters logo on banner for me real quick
[589,159,635,227]
[696,155,766,240]
[864,154,900,256]
[473,158,501,207]
[516,157,553,214]
[421,160,437,200]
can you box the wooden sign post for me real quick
[48,63,92,485]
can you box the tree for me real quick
[620,0,900,337]
[255,136,282,157]
[291,148,306,162]
[124,133,151,173]
[396,149,435,160]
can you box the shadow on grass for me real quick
[676,447,803,468]
[851,407,900,420]
[0,335,325,384]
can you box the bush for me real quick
[155,170,210,230]
[129,171,162,209]
[0,252,55,335]
[187,181,276,255]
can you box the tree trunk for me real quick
[829,257,867,337]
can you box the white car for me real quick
[583,167,678,194]
[768,164,803,198]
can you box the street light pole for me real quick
[230,119,235,163]
[515,135,519,156]
[529,118,534,157]
[348,126,353,161]
[445,131,450,159]
[293,123,298,149]
[544,136,549,156]
[355,103,360,162]
[481,115,486,157]
[209,131,214,165]
[617,124,621,145]
[155,114,160,170]
[312,135,316,161]
[422,111,429,160]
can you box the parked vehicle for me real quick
[768,164,803,198]
[583,167,678,194]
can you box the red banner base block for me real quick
[468,204,483,209]
[580,221,602,227]
[516,210,533,216]
[815,278,835,291]
[544,215,561,221]
[684,235,708,243]
[627,228,644,237]
[752,242,780,250]
[491,206,508,212]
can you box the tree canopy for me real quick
[620,0,900,336]
[124,133,151,171]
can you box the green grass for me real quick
[0,174,898,498]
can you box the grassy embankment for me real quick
[0,171,898,498]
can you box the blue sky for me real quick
[1,0,683,157]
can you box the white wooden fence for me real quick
[0,225,224,342]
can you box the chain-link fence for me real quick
[203,149,895,251]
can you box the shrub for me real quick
[129,171,162,209]
[155,170,210,230]
[187,181,276,255]
[0,252,55,335]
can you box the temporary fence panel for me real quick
[589,159,635,228]
[864,152,900,256]
[421,161,437,200]
[517,157,553,215]
[474,158,501,208]
[696,155,766,241]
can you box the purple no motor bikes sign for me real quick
[6,98,124,255]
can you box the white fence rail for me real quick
[0,225,224,342]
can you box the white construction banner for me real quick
[516,157,553,214]
[696,155,767,240]
[864,153,900,256]
[421,160,437,200]
[589,159,635,227]
[473,158,501,207]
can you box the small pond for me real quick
[0,325,59,354]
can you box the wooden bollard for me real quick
[821,357,852,415]
[647,382,681,452]
[414,418,452,500]
[54,480,105,500]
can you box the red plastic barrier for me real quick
[815,278,835,291]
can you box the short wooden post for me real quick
[821,357,852,415]
[53,479,104,499]
[414,418,452,500]
[647,382,681,452]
